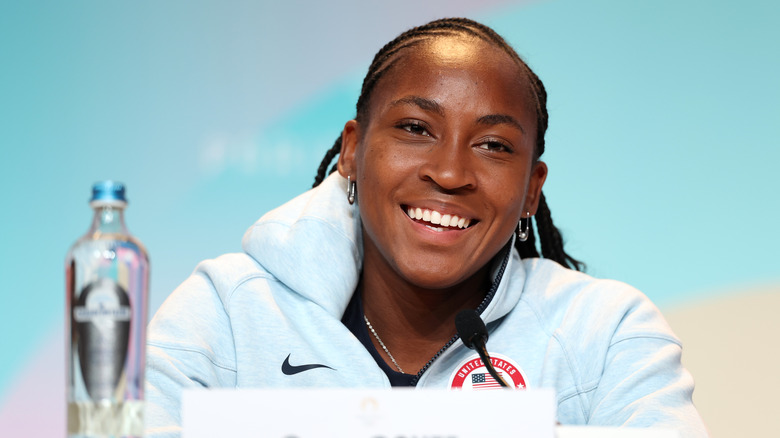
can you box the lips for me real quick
[404,205,474,230]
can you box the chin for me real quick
[396,261,481,291]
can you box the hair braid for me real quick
[533,193,585,270]
[312,136,342,188]
[312,17,584,271]
[529,74,548,159]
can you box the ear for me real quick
[523,161,548,216]
[337,119,359,178]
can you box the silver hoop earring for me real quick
[517,212,530,242]
[347,175,356,205]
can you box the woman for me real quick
[146,18,707,436]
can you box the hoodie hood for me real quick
[241,171,528,324]
[242,173,363,317]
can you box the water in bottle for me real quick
[66,181,149,437]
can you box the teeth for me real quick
[405,206,473,229]
[430,211,441,225]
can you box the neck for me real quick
[360,246,491,373]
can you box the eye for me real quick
[476,139,512,153]
[396,120,431,137]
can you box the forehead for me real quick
[368,35,536,119]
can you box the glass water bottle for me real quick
[66,181,149,437]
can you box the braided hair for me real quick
[312,17,584,271]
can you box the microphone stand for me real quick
[473,340,510,388]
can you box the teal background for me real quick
[1,0,778,434]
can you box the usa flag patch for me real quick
[449,353,527,390]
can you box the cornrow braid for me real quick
[356,26,481,124]
[312,17,583,271]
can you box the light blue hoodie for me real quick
[145,173,708,437]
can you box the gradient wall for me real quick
[1,1,778,436]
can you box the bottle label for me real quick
[73,278,132,401]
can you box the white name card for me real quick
[555,426,680,438]
[182,387,556,438]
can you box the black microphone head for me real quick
[455,309,488,350]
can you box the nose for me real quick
[418,139,476,191]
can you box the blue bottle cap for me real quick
[90,181,127,204]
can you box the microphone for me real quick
[455,309,489,349]
[455,309,510,388]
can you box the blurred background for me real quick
[1,0,777,436]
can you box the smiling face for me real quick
[339,35,547,291]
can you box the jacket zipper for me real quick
[409,245,511,386]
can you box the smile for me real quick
[404,206,473,230]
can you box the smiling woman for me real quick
[145,18,708,437]
[335,31,549,373]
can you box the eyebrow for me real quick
[476,114,525,134]
[389,96,444,117]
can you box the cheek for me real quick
[508,190,525,210]
[356,140,412,184]
[483,172,527,219]
[357,144,380,183]
[355,142,399,206]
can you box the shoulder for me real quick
[147,252,272,349]
[169,252,272,310]
[499,258,706,432]
[518,258,678,346]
